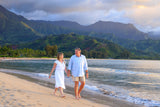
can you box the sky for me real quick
[0,0,160,33]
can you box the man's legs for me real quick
[74,81,79,99]
[78,81,85,98]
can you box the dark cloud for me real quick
[1,0,160,32]
[0,0,90,13]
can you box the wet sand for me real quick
[0,71,143,107]
[0,72,106,107]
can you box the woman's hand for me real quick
[67,70,71,77]
[49,74,51,79]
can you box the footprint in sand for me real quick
[26,96,30,99]
[2,96,6,99]
[37,102,42,106]
[18,103,25,107]
[27,104,33,106]
[5,89,10,91]
[13,98,17,101]
[10,94,14,97]
[17,90,26,95]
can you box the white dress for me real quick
[54,60,65,89]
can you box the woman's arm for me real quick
[49,63,57,79]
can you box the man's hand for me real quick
[86,73,89,79]
[67,70,71,77]
[86,70,89,79]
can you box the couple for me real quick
[49,48,88,99]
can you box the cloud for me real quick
[1,0,160,32]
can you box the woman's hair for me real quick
[57,52,64,60]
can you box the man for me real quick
[67,48,88,100]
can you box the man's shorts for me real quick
[72,76,85,82]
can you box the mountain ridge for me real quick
[0,5,160,59]
[26,19,148,40]
[0,5,40,44]
[0,4,148,43]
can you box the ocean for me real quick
[0,59,160,107]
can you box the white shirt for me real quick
[68,54,88,77]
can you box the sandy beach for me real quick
[0,72,107,107]
[0,58,144,107]
[0,71,143,107]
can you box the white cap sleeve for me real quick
[54,60,58,64]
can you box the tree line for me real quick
[0,45,132,59]
[0,45,57,57]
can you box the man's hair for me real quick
[75,47,81,51]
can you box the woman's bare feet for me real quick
[78,93,81,99]
[53,92,58,96]
[75,96,79,100]
[61,94,66,98]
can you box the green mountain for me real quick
[122,39,160,53]
[91,33,160,55]
[1,5,148,41]
[0,5,40,45]
[24,20,148,40]
[0,5,160,59]
[19,33,130,58]
[0,5,149,43]
[53,20,148,40]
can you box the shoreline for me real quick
[0,72,106,107]
[0,57,159,61]
[0,71,143,107]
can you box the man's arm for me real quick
[85,70,88,78]
[84,56,89,78]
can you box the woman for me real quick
[49,52,67,98]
